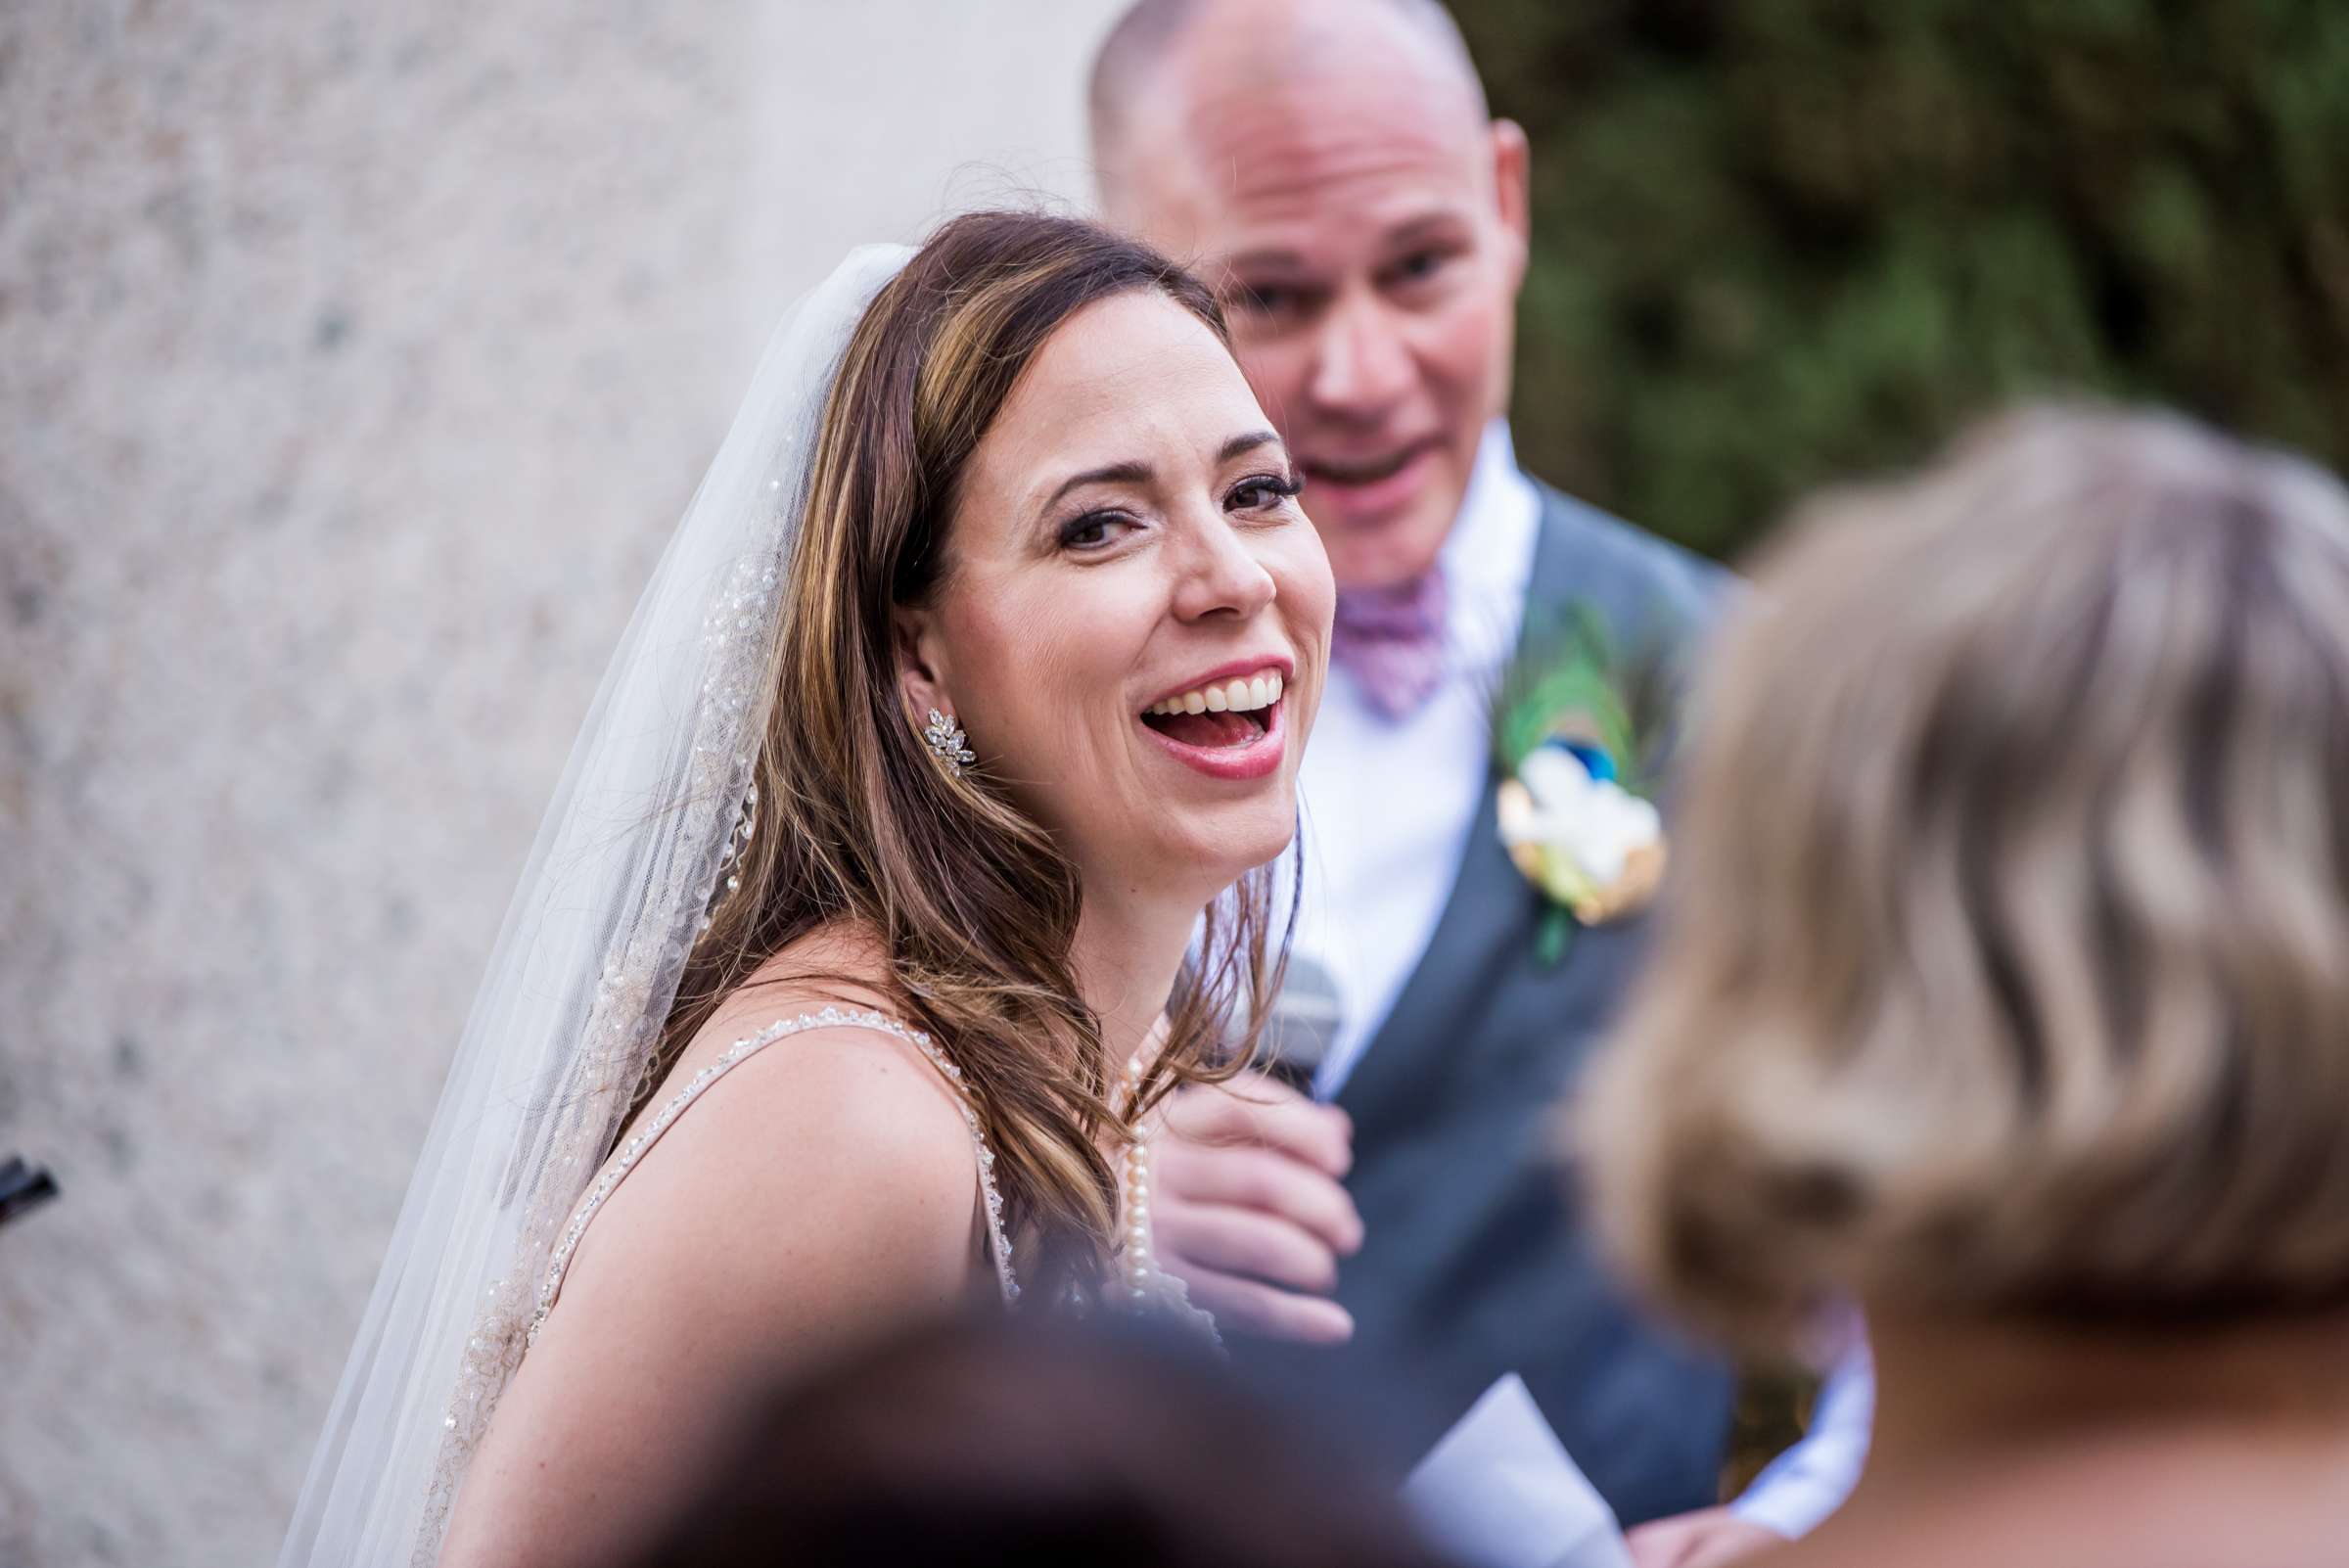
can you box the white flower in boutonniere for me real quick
[1497,740,1667,928]
[1491,602,1679,963]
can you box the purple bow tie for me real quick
[1332,566,1448,720]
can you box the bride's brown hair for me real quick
[650,210,1290,1304]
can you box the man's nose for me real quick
[1306,289,1415,420]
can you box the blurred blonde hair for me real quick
[1581,406,2349,1348]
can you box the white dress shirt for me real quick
[1293,420,1543,1097]
[1287,421,1871,1538]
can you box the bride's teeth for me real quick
[1145,669,1288,719]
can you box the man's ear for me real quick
[1492,117,1532,285]
[893,605,953,724]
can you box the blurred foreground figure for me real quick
[595,1316,1457,1568]
[1586,406,2349,1568]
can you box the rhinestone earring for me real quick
[922,709,977,778]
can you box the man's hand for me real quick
[1150,1070,1363,1344]
[1624,1508,1789,1568]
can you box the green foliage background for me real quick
[1452,0,2349,561]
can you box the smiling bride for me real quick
[280,211,1334,1568]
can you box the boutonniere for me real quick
[1493,604,1674,964]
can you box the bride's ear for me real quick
[891,605,953,724]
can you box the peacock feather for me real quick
[1489,599,1684,964]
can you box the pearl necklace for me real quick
[1118,1049,1159,1307]
[1111,1053,1221,1347]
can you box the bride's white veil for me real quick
[279,244,912,1568]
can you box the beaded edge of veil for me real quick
[410,548,780,1565]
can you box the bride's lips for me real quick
[1301,437,1443,521]
[1136,656,1294,783]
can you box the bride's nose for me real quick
[1167,512,1277,623]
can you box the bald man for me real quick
[1091,4,1873,1562]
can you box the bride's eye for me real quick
[1059,511,1137,551]
[1226,472,1304,514]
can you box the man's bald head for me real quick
[1082,0,1531,592]
[1088,0,1490,221]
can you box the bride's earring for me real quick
[922,709,977,778]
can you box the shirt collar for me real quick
[1438,419,1542,669]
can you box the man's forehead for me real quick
[1104,0,1489,241]
[1142,69,1485,257]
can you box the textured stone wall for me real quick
[0,4,1118,1562]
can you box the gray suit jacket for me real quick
[1237,481,1735,1528]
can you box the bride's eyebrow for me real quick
[1220,430,1282,464]
[1036,432,1287,515]
[1040,459,1152,513]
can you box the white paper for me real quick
[1401,1373,1635,1568]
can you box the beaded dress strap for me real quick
[526,1006,1019,1349]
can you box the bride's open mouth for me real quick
[1137,663,1289,782]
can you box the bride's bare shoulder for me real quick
[438,935,981,1566]
[577,929,980,1307]
[689,921,903,1050]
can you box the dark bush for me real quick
[1456,0,2349,559]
